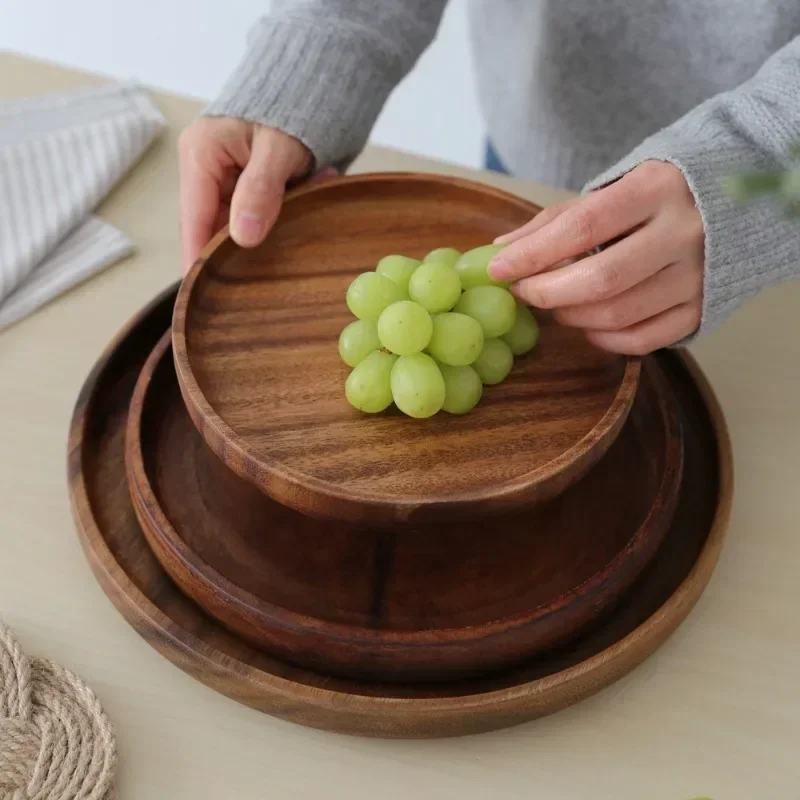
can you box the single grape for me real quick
[427,312,484,366]
[454,286,517,337]
[391,353,446,418]
[377,300,433,355]
[408,260,462,313]
[454,243,509,289]
[345,350,396,413]
[376,255,420,292]
[474,338,514,385]
[338,320,381,367]
[423,247,461,267]
[346,272,405,322]
[501,302,540,355]
[438,363,483,415]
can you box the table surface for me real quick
[2,50,799,800]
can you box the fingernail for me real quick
[493,232,512,244]
[232,212,264,246]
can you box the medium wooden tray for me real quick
[172,173,641,526]
[69,284,732,738]
[126,330,681,683]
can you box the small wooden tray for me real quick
[173,173,641,525]
[69,285,732,738]
[126,330,681,683]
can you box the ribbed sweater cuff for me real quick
[202,17,399,173]
[585,130,800,341]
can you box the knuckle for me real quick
[517,279,550,309]
[515,240,540,270]
[639,160,673,188]
[566,208,597,251]
[598,301,631,331]
[635,160,666,182]
[628,160,684,204]
[588,258,623,300]
[686,210,705,243]
[505,238,543,278]
[239,170,280,200]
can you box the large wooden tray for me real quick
[69,284,732,738]
[172,173,641,526]
[126,329,681,683]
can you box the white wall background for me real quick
[0,0,485,168]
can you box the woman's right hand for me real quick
[178,117,315,274]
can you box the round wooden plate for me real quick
[69,284,732,738]
[172,173,641,525]
[126,330,681,683]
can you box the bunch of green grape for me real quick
[339,244,540,418]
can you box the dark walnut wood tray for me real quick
[172,173,641,526]
[69,283,732,738]
[126,330,681,683]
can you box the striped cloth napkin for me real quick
[0,82,166,331]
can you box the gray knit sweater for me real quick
[204,0,800,337]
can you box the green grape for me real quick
[454,286,517,337]
[501,302,540,355]
[454,243,509,289]
[438,363,483,415]
[408,260,462,313]
[375,255,420,291]
[423,247,461,267]
[377,300,433,355]
[474,338,514,385]
[345,350,396,413]
[427,312,484,366]
[391,353,446,418]
[346,272,405,322]
[338,320,380,367]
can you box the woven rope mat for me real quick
[0,620,116,799]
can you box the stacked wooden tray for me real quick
[68,173,732,738]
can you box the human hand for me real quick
[488,162,704,354]
[178,117,321,273]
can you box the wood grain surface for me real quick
[172,173,641,526]
[127,330,681,683]
[69,285,732,737]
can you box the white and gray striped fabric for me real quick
[0,82,166,331]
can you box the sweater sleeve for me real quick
[202,0,448,172]
[584,36,800,338]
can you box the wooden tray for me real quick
[126,330,681,683]
[69,284,732,738]
[172,173,641,526]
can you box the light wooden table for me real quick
[1,51,799,800]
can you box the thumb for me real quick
[229,127,310,247]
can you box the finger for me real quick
[229,128,300,247]
[179,145,222,274]
[511,220,674,309]
[553,261,702,332]
[489,177,657,282]
[229,132,284,247]
[494,196,581,245]
[308,165,339,184]
[585,301,702,355]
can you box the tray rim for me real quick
[125,329,683,679]
[67,282,733,737]
[171,171,642,525]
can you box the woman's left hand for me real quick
[488,161,705,355]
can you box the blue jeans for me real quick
[484,141,510,175]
